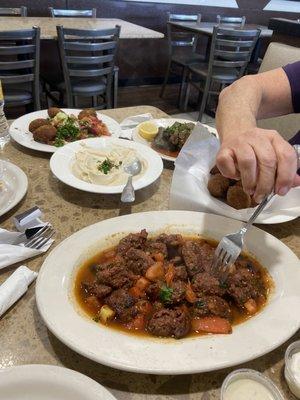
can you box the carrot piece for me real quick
[126,315,146,331]
[129,286,144,298]
[244,298,257,314]
[135,277,150,291]
[153,252,165,262]
[191,317,232,334]
[165,264,175,286]
[145,261,164,281]
[185,283,197,303]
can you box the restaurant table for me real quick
[1,105,299,400]
[168,21,272,39]
[0,17,164,39]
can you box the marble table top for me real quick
[169,21,273,38]
[0,17,164,39]
[0,105,299,400]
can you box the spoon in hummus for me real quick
[121,158,142,203]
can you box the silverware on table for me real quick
[121,158,142,203]
[211,194,274,280]
[15,223,55,250]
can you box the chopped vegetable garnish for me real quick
[97,158,122,175]
[159,285,173,304]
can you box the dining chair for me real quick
[0,27,41,110]
[49,7,97,18]
[56,25,120,109]
[216,15,246,28]
[159,12,204,101]
[182,27,260,121]
[0,7,27,17]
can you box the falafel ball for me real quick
[28,118,50,133]
[33,125,57,144]
[78,108,97,120]
[227,185,251,209]
[210,165,220,175]
[48,107,62,119]
[207,173,230,198]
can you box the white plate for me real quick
[0,364,116,400]
[0,161,28,217]
[50,137,164,194]
[36,210,300,375]
[132,118,217,161]
[9,108,122,153]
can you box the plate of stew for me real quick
[36,211,300,374]
[132,119,217,162]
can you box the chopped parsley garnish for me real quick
[97,158,122,175]
[195,300,206,308]
[159,285,173,304]
[93,315,100,323]
[54,117,80,147]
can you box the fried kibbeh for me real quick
[28,118,50,133]
[227,185,252,209]
[78,108,97,120]
[207,173,230,198]
[48,107,62,118]
[33,125,57,144]
[210,165,220,175]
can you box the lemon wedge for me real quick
[138,121,159,141]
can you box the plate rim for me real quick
[9,108,122,153]
[49,136,164,194]
[0,364,116,399]
[0,160,28,217]
[36,210,300,375]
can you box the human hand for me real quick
[216,128,300,203]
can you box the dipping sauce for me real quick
[224,378,276,400]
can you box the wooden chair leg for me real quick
[159,60,172,98]
[198,79,211,122]
[113,68,118,108]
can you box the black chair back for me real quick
[49,8,96,18]
[208,27,260,78]
[167,13,201,54]
[0,7,27,17]
[216,15,246,28]
[57,25,120,108]
[0,27,40,109]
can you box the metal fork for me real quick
[211,194,273,280]
[23,224,55,250]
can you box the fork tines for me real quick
[25,224,55,250]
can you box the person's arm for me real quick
[216,68,300,203]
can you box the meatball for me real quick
[210,165,220,175]
[146,282,161,302]
[105,289,136,322]
[32,125,57,144]
[124,248,154,275]
[169,280,186,304]
[96,262,134,289]
[173,265,188,281]
[147,307,190,338]
[117,229,148,255]
[182,240,214,277]
[192,295,232,319]
[227,185,251,209]
[78,108,97,120]
[48,107,62,118]
[207,173,230,198]
[29,118,50,133]
[81,281,112,299]
[192,272,225,297]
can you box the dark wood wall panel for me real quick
[0,0,299,84]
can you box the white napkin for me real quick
[170,123,300,223]
[119,113,153,140]
[0,265,37,317]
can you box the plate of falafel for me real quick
[9,107,122,153]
